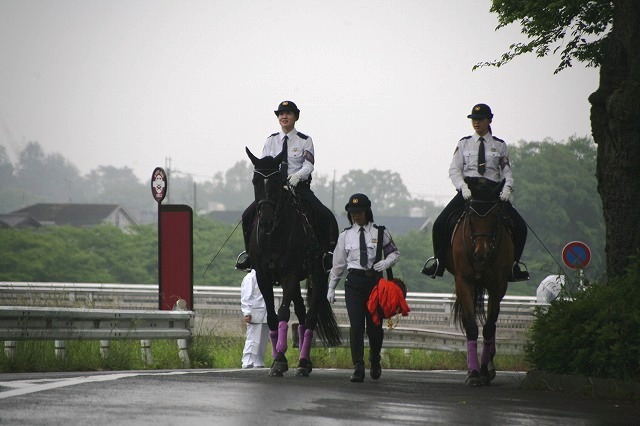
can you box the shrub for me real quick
[525,256,640,380]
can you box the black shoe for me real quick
[370,358,381,380]
[350,365,365,382]
[235,251,252,271]
[421,257,438,279]
[510,262,529,282]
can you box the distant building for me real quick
[0,214,42,229]
[7,203,138,229]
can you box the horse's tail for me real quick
[308,273,342,347]
[452,287,487,332]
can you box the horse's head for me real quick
[246,143,287,234]
[464,178,507,265]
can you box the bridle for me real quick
[253,168,283,235]
[462,198,506,267]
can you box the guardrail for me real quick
[1,282,541,355]
[0,302,194,366]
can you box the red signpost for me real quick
[152,167,193,311]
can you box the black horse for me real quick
[245,144,341,377]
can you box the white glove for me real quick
[287,172,302,187]
[460,183,472,200]
[499,185,512,202]
[373,259,392,272]
[327,287,336,304]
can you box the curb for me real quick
[522,370,640,401]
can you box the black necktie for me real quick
[477,137,486,175]
[279,135,289,180]
[359,227,367,268]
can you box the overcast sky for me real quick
[0,0,599,204]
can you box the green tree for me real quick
[511,136,605,285]
[337,169,413,216]
[480,0,640,279]
[208,160,254,211]
[14,142,87,203]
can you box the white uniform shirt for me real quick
[449,133,514,190]
[328,222,400,289]
[240,270,267,323]
[262,128,315,180]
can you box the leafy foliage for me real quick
[475,0,613,73]
[525,255,640,380]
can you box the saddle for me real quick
[445,178,516,248]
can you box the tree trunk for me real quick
[589,0,640,278]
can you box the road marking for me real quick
[0,369,232,399]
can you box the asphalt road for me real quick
[1,368,638,425]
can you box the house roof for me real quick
[10,203,137,227]
[0,214,42,229]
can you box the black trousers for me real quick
[345,272,383,367]
[432,191,527,262]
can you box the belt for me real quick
[348,268,377,278]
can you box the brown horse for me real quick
[445,179,514,386]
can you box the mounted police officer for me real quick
[421,103,529,282]
[236,100,338,270]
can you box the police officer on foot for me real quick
[421,103,529,282]
[327,193,400,382]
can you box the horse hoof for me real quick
[479,365,491,386]
[295,358,312,377]
[268,367,283,377]
[480,362,496,385]
[272,352,288,374]
[465,370,483,387]
[295,367,309,377]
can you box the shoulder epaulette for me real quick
[492,136,505,143]
[269,132,279,137]
[296,131,309,140]
[460,135,472,141]
[373,224,385,230]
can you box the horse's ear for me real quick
[246,147,259,165]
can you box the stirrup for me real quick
[510,261,529,282]
[235,251,252,272]
[421,257,439,279]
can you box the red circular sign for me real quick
[562,241,591,270]
[151,167,167,203]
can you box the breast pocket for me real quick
[462,149,476,172]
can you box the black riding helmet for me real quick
[274,100,300,120]
[345,193,374,224]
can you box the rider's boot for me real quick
[322,252,333,272]
[509,261,530,282]
[235,251,252,271]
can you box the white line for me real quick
[0,369,226,399]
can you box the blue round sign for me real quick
[562,241,591,270]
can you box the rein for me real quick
[253,169,310,269]
[462,199,505,270]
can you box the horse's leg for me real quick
[269,279,294,377]
[455,278,482,387]
[291,287,314,377]
[480,291,503,385]
[254,269,279,359]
